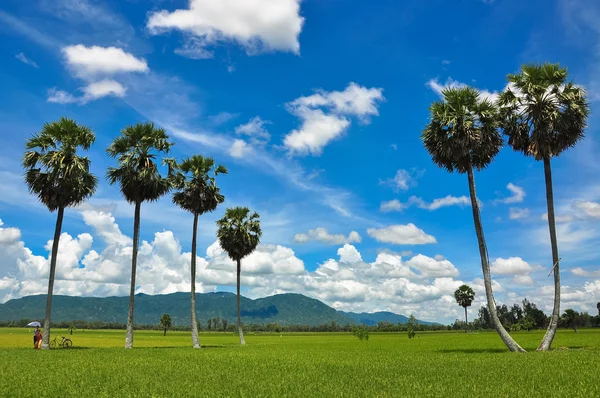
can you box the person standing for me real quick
[34,327,42,349]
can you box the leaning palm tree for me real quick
[22,117,97,349]
[422,86,525,352]
[172,155,227,348]
[216,207,262,345]
[498,63,589,351]
[106,122,175,349]
[454,284,475,333]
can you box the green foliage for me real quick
[216,207,262,261]
[351,326,369,341]
[498,63,589,161]
[160,314,172,336]
[23,117,98,211]
[454,285,475,309]
[172,155,227,215]
[407,314,418,339]
[422,87,503,174]
[106,122,176,204]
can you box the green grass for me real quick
[1,328,599,397]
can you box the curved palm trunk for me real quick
[125,201,141,349]
[190,212,201,349]
[464,307,468,333]
[41,206,65,350]
[467,165,525,352]
[538,157,560,351]
[236,258,245,345]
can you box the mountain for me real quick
[0,293,437,326]
[341,311,437,326]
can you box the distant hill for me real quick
[0,292,437,326]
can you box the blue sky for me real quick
[0,0,599,323]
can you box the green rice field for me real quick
[1,328,599,397]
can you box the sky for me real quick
[0,0,599,324]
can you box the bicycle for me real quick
[50,335,73,349]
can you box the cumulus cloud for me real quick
[283,83,385,155]
[228,139,251,158]
[495,183,526,204]
[147,0,304,56]
[62,45,148,77]
[293,227,361,245]
[491,257,543,275]
[379,169,417,192]
[509,207,530,220]
[571,267,600,277]
[235,116,271,142]
[367,224,437,245]
[572,200,600,219]
[380,199,405,212]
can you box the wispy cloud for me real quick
[15,52,39,68]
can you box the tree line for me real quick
[423,62,589,352]
[23,121,260,349]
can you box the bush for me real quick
[352,326,369,341]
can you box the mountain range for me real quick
[0,292,437,326]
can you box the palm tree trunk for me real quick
[190,212,200,349]
[125,201,141,349]
[164,328,167,337]
[538,156,560,351]
[236,258,245,345]
[464,307,468,333]
[467,164,525,352]
[41,206,64,350]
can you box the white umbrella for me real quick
[27,321,41,327]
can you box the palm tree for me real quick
[160,313,172,336]
[216,207,262,345]
[172,155,227,348]
[422,86,525,352]
[498,63,589,351]
[454,285,475,333]
[22,117,97,349]
[106,122,175,349]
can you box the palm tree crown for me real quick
[422,87,503,174]
[172,155,227,215]
[454,285,475,308]
[498,63,589,160]
[106,122,176,203]
[23,117,97,211]
[216,207,262,261]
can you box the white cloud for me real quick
[571,267,600,277]
[147,0,304,56]
[426,77,502,102]
[81,79,126,101]
[283,83,385,156]
[228,139,251,158]
[509,207,530,220]
[293,227,361,245]
[337,244,362,263]
[491,257,543,275]
[572,200,600,219]
[367,224,437,245]
[62,45,148,77]
[404,254,459,278]
[380,169,416,192]
[380,199,406,212]
[47,88,78,104]
[15,52,39,68]
[496,183,526,204]
[235,116,271,142]
[380,195,471,212]
[540,213,574,223]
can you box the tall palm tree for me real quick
[216,207,262,345]
[22,117,97,349]
[422,87,525,352]
[498,63,589,351]
[172,155,227,348]
[454,284,475,333]
[106,122,175,349]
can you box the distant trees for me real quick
[217,207,262,345]
[23,117,98,349]
[454,285,475,333]
[351,326,369,341]
[474,299,549,331]
[107,123,176,349]
[498,63,589,351]
[160,314,172,336]
[172,155,227,349]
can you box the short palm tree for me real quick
[22,117,97,349]
[422,87,525,352]
[172,155,227,348]
[106,122,176,349]
[454,285,475,333]
[160,313,172,336]
[498,63,589,351]
[216,207,262,345]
